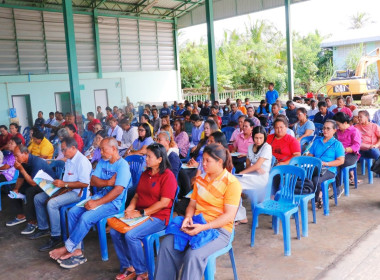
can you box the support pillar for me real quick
[173,18,182,101]
[93,9,103,79]
[285,0,294,100]
[63,0,83,133]
[205,0,218,102]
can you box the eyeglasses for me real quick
[61,148,67,153]
[138,129,145,132]
[322,127,333,131]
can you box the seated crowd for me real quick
[0,85,380,280]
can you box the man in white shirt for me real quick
[31,137,92,252]
[119,119,138,156]
[307,99,319,117]
[107,118,123,145]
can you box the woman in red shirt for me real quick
[9,123,25,145]
[110,143,177,280]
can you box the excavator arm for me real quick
[355,48,380,81]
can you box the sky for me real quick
[178,0,380,46]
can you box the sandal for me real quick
[136,272,149,280]
[234,220,248,226]
[59,255,87,269]
[115,268,136,280]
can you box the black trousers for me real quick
[232,156,246,174]
[10,183,43,222]
[336,153,358,188]
[177,168,197,199]
[313,170,335,200]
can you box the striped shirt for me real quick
[191,169,241,232]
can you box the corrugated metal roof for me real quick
[321,26,380,48]
[0,0,309,24]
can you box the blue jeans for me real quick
[34,191,81,237]
[360,148,380,160]
[65,202,118,253]
[110,217,166,274]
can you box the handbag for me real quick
[294,178,315,195]
[107,216,151,234]
[371,157,380,174]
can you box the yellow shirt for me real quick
[200,129,221,140]
[147,122,154,136]
[28,137,54,159]
[191,169,241,232]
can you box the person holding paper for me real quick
[110,143,177,280]
[49,137,131,269]
[31,137,92,252]
[6,145,56,235]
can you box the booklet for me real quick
[181,164,197,169]
[230,152,243,157]
[76,197,101,211]
[119,216,150,227]
[33,170,59,197]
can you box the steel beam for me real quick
[205,0,218,101]
[93,9,102,78]
[285,0,294,100]
[62,0,83,132]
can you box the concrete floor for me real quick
[0,172,379,280]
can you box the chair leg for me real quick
[368,159,374,185]
[281,215,291,256]
[343,167,350,196]
[321,182,329,216]
[272,216,280,235]
[361,158,366,175]
[229,248,239,280]
[143,237,155,280]
[96,219,109,261]
[332,181,338,206]
[251,211,259,247]
[294,212,300,240]
[311,197,316,224]
[204,257,216,280]
[354,167,358,189]
[299,199,308,237]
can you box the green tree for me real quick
[349,12,373,29]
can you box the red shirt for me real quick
[87,119,101,132]
[0,133,12,148]
[62,121,78,132]
[267,134,300,163]
[15,133,25,145]
[135,168,177,225]
[73,133,84,152]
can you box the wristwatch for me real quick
[139,209,145,216]
[64,183,69,188]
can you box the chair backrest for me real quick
[268,165,305,204]
[12,169,19,181]
[289,156,322,189]
[300,135,316,154]
[314,123,323,136]
[270,155,276,168]
[221,126,235,142]
[125,155,145,187]
[22,126,31,145]
[168,186,180,224]
[83,131,95,152]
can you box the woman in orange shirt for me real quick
[155,144,241,280]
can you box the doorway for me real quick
[94,89,108,114]
[12,95,32,131]
[55,92,72,114]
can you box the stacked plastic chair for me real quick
[221,126,235,142]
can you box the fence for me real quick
[182,88,265,103]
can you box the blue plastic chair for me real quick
[251,165,305,256]
[22,126,31,146]
[82,131,95,152]
[314,123,323,136]
[180,148,191,163]
[125,155,145,206]
[97,181,131,261]
[0,170,19,211]
[308,115,315,121]
[60,189,88,241]
[221,126,235,142]
[221,116,229,126]
[299,135,318,154]
[204,227,239,280]
[320,177,337,216]
[359,157,374,184]
[289,156,322,237]
[341,162,358,196]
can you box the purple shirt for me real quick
[336,125,361,155]
[2,153,16,181]
[91,148,101,163]
[174,131,190,158]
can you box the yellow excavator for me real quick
[326,48,380,105]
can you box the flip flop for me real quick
[57,254,84,264]
[234,221,248,226]
[59,255,87,269]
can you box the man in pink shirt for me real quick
[229,115,246,143]
[332,97,353,118]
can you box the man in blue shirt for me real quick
[228,103,244,125]
[160,102,171,118]
[265,83,279,105]
[314,101,335,124]
[189,114,204,148]
[49,137,131,269]
[6,145,57,234]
